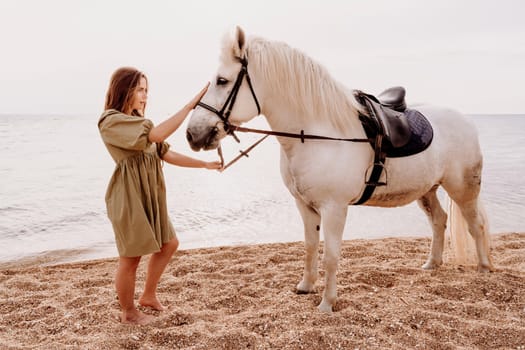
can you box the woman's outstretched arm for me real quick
[162,150,222,170]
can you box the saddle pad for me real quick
[385,108,433,158]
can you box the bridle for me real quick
[194,56,382,205]
[195,55,372,147]
[196,56,261,142]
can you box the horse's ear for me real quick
[221,26,247,61]
[233,26,246,58]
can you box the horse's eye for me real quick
[216,77,228,86]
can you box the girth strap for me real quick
[353,134,386,205]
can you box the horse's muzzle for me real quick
[186,126,220,151]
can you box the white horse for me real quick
[186,27,494,312]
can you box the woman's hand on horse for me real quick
[187,82,210,110]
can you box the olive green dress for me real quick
[98,109,175,257]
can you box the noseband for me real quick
[197,56,261,141]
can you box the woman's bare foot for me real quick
[138,296,165,311]
[120,309,155,325]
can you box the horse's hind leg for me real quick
[455,198,494,272]
[295,198,321,294]
[417,185,448,269]
[444,160,494,272]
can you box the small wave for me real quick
[0,246,109,268]
[0,210,107,243]
[0,206,30,213]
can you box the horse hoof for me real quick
[477,263,495,273]
[422,260,442,270]
[296,280,315,294]
[317,300,333,313]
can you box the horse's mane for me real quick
[245,36,362,132]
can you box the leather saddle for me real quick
[355,86,410,149]
[351,86,434,205]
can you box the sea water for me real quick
[0,114,524,263]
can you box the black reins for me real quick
[230,125,373,144]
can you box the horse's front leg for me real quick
[318,203,348,313]
[295,198,321,294]
[417,187,447,269]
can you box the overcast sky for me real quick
[1,0,524,117]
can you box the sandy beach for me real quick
[1,232,524,349]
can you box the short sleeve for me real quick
[157,142,171,158]
[99,111,153,151]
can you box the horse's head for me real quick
[186,26,262,151]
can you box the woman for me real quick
[98,67,221,325]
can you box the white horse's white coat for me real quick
[186,27,494,312]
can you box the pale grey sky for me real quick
[1,0,524,116]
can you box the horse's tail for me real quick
[446,198,489,265]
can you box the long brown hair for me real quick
[104,67,147,116]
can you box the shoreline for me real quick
[1,232,524,349]
[0,231,519,270]
[0,232,432,269]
